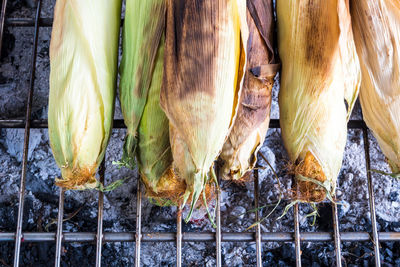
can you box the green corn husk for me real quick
[48,0,122,190]
[277,0,361,202]
[120,0,184,204]
[351,0,400,176]
[161,0,248,220]
[119,0,166,169]
[135,35,187,205]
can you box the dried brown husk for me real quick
[351,0,400,175]
[219,0,279,181]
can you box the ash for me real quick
[0,1,399,266]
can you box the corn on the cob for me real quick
[220,0,279,181]
[161,0,248,219]
[277,0,361,202]
[135,35,187,205]
[119,0,184,205]
[351,0,400,175]
[119,0,166,169]
[48,0,122,190]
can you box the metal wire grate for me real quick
[0,1,399,266]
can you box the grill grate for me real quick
[0,1,399,266]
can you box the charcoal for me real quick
[263,251,274,263]
[1,30,15,60]
[26,170,52,194]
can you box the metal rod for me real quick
[363,128,381,267]
[6,18,53,27]
[135,181,142,267]
[13,1,42,266]
[54,189,65,267]
[0,231,399,243]
[254,167,262,267]
[4,17,125,28]
[176,209,182,267]
[294,203,301,267]
[95,162,106,267]
[332,202,342,267]
[0,0,8,57]
[215,172,222,267]
[0,119,367,130]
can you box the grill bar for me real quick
[6,18,53,27]
[13,1,42,266]
[54,189,65,267]
[0,119,367,130]
[216,175,222,267]
[0,0,8,57]
[294,203,301,267]
[363,128,382,266]
[135,181,142,267]
[0,231,399,242]
[332,202,342,267]
[254,167,262,267]
[176,209,182,267]
[95,163,106,267]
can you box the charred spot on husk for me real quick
[166,0,225,100]
[303,1,339,76]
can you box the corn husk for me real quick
[277,0,361,202]
[135,35,187,206]
[119,0,166,169]
[48,0,122,190]
[219,0,279,181]
[351,0,400,175]
[119,0,184,205]
[161,0,248,219]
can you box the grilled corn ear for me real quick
[135,35,187,205]
[48,0,122,190]
[220,0,279,181]
[277,0,361,202]
[351,0,400,174]
[119,0,166,169]
[161,0,248,219]
[119,0,184,205]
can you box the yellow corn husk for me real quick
[161,0,248,219]
[119,0,166,169]
[277,0,361,202]
[48,0,122,190]
[220,0,279,181]
[351,0,400,174]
